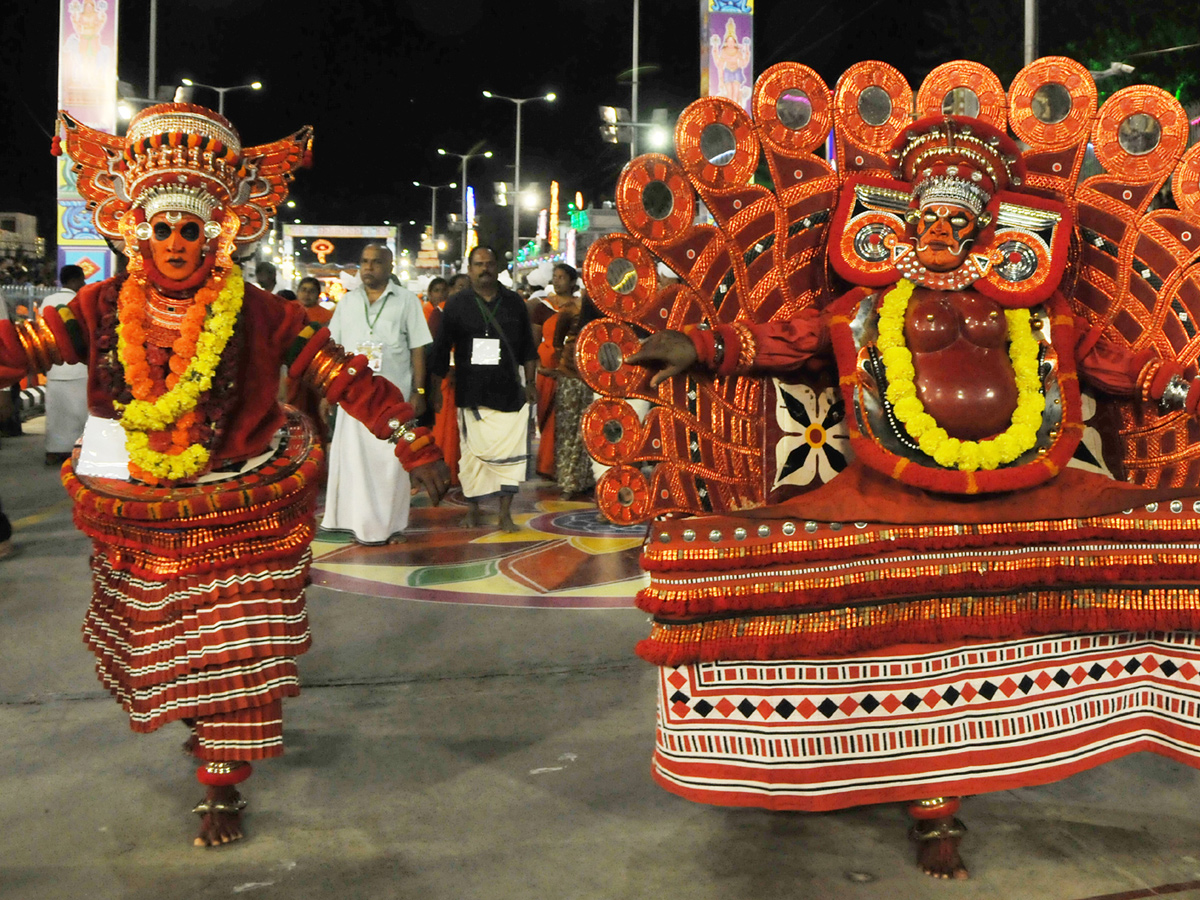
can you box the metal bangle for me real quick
[387,416,418,445]
[1160,374,1190,411]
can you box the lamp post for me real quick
[437,147,492,264]
[482,90,557,276]
[412,180,458,254]
[179,79,263,115]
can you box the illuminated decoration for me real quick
[549,181,560,250]
[416,225,441,270]
[280,224,397,281]
[537,208,548,243]
[327,281,346,306]
[466,186,478,259]
[57,0,118,283]
[568,203,590,231]
[575,191,584,210]
[310,238,334,264]
[701,0,754,115]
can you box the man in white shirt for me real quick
[41,265,88,466]
[320,244,430,543]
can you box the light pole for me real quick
[180,79,263,115]
[437,147,492,265]
[482,90,557,277]
[412,180,457,253]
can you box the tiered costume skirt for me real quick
[640,501,1200,811]
[63,411,322,762]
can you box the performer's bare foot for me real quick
[463,501,482,528]
[498,495,519,532]
[911,815,969,879]
[193,784,247,847]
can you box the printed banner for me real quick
[701,1,754,115]
[57,0,118,281]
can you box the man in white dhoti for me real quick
[321,244,430,544]
[41,265,88,466]
[429,247,537,532]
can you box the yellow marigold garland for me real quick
[875,278,1044,472]
[114,266,244,481]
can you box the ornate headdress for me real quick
[56,103,312,250]
[893,115,1025,213]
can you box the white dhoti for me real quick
[45,378,89,453]
[458,406,529,500]
[320,408,411,544]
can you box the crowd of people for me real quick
[2,245,600,551]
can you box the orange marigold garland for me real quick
[113,265,244,483]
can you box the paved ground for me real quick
[7,419,1200,900]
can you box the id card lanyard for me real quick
[363,286,392,335]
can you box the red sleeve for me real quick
[689,307,830,376]
[0,319,28,387]
[1074,315,1161,398]
[291,330,442,471]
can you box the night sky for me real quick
[3,1,1197,261]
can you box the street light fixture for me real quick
[437,147,493,261]
[412,180,458,253]
[482,90,557,273]
[180,78,263,115]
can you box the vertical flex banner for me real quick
[700,0,754,115]
[57,0,118,283]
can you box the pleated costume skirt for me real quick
[640,501,1200,811]
[63,411,322,762]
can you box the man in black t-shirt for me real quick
[429,247,537,531]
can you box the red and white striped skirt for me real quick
[654,632,1200,811]
[64,412,323,762]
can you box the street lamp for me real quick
[437,147,493,262]
[412,180,458,254]
[180,78,262,115]
[482,90,557,273]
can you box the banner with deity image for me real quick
[701,0,753,115]
[57,0,118,283]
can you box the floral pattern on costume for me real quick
[772,380,850,490]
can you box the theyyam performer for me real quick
[577,57,1200,878]
[0,103,449,846]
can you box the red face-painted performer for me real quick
[0,104,449,846]
[576,57,1200,878]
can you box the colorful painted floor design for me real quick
[311,483,648,608]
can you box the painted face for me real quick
[914,203,979,272]
[147,211,206,282]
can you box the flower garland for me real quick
[113,265,244,482]
[875,278,1044,471]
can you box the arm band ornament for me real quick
[687,323,760,377]
[13,318,63,374]
[293,332,442,471]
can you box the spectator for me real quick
[529,263,579,479]
[429,246,536,531]
[255,261,277,293]
[41,265,89,466]
[321,244,431,544]
[295,276,332,326]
